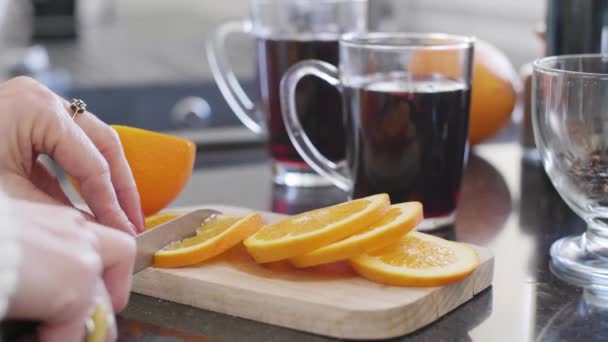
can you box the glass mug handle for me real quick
[280,60,353,192]
[207,20,264,134]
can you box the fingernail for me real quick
[128,222,138,236]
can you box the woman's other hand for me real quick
[7,200,135,341]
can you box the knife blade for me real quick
[134,209,221,273]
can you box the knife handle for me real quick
[1,319,40,341]
[1,312,104,342]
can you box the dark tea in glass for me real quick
[208,0,367,186]
[255,38,344,164]
[344,74,470,218]
[281,32,474,229]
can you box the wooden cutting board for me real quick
[132,205,494,340]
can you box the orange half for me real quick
[244,194,390,263]
[154,213,263,268]
[112,125,196,216]
[290,202,423,268]
[351,232,479,287]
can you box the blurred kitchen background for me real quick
[0,0,544,147]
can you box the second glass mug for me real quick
[207,0,368,187]
[281,33,475,230]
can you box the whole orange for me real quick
[112,125,196,216]
[468,41,520,145]
[410,40,520,145]
[71,126,196,216]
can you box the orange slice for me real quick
[144,212,186,230]
[290,202,423,268]
[351,232,479,287]
[244,194,390,263]
[154,213,263,268]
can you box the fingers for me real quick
[52,124,134,235]
[2,76,135,235]
[70,109,144,233]
[39,284,118,342]
[39,315,87,342]
[30,160,73,206]
[0,142,68,207]
[87,221,136,311]
[40,102,135,235]
[7,202,123,341]
[2,178,97,220]
[29,204,135,311]
[1,171,69,207]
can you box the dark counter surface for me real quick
[115,142,607,342]
[0,2,604,340]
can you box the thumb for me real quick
[39,317,86,342]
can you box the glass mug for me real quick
[281,33,474,230]
[207,0,367,186]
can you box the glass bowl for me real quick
[533,54,608,293]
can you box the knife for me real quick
[134,208,221,273]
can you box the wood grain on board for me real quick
[133,205,494,339]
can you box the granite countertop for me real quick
[114,142,606,342]
[0,2,605,341]
[4,141,603,341]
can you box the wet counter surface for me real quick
[117,142,607,342]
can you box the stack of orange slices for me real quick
[152,194,479,287]
[70,125,476,288]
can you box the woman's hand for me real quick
[0,76,144,234]
[7,200,135,341]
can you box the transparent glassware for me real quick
[206,0,367,187]
[533,54,608,292]
[281,32,474,230]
